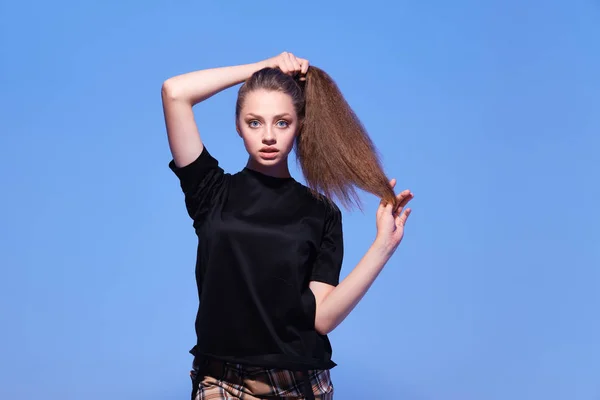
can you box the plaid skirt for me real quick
[190,358,334,399]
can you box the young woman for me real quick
[162,52,413,400]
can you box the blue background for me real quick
[1,1,598,399]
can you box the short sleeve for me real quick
[168,147,227,222]
[310,203,344,286]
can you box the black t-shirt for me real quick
[169,147,344,371]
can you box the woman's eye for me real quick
[276,120,289,128]
[249,120,260,128]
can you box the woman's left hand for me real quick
[375,178,413,252]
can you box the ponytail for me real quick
[296,67,396,210]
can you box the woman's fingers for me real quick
[397,190,413,205]
[280,53,293,74]
[290,54,302,72]
[387,176,413,212]
[273,52,310,79]
[282,52,301,76]
[396,207,412,227]
[299,58,310,75]
[378,175,413,234]
[287,52,299,73]
[276,52,291,73]
[392,191,413,216]
[390,179,411,207]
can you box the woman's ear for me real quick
[235,121,242,138]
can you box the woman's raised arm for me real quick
[162,62,267,167]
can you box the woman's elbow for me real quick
[161,78,182,102]
[314,317,333,336]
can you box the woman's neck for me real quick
[245,157,292,179]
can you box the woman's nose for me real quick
[262,127,276,144]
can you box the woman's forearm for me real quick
[162,60,270,105]
[314,240,395,335]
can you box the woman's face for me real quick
[237,89,299,169]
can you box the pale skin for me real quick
[162,52,413,336]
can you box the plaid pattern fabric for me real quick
[191,359,334,399]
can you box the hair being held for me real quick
[236,66,397,210]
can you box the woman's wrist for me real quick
[372,237,398,259]
[252,58,272,71]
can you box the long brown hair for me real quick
[236,67,396,210]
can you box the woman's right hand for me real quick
[264,52,310,80]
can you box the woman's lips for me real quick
[259,150,278,160]
[259,147,279,159]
